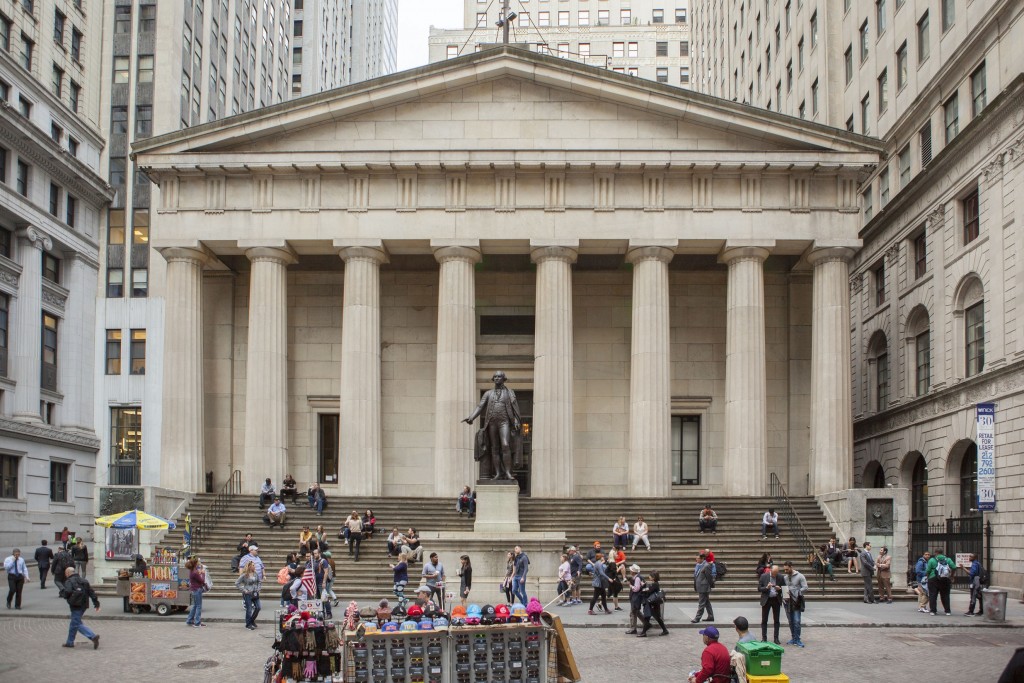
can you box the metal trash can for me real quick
[982,588,1007,622]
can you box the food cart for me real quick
[115,546,192,615]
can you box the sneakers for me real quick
[587,610,595,615]
[945,612,951,616]
[786,639,797,645]
[91,635,100,650]
[918,608,929,613]
[794,640,805,648]
[62,643,74,648]
[246,624,257,630]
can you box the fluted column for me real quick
[721,245,770,496]
[11,227,51,422]
[159,246,209,493]
[530,243,578,498]
[57,253,96,431]
[338,244,388,497]
[808,247,856,495]
[627,245,675,497]
[243,246,295,493]
[432,244,481,496]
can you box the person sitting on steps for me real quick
[698,504,718,534]
[258,478,275,510]
[761,509,779,540]
[266,496,286,529]
[280,474,298,504]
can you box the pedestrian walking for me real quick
[556,553,571,606]
[876,546,893,603]
[60,566,100,649]
[859,542,876,603]
[965,553,985,616]
[234,561,262,630]
[501,551,515,603]
[914,551,931,612]
[567,546,583,605]
[690,551,715,623]
[587,553,610,615]
[512,546,530,606]
[71,539,89,579]
[34,540,54,590]
[185,557,207,627]
[457,555,472,607]
[51,546,73,594]
[4,548,28,609]
[758,565,783,644]
[782,560,807,647]
[638,570,668,637]
[624,564,644,635]
[422,552,446,611]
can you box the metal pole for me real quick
[502,0,511,44]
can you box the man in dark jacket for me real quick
[60,567,100,649]
[859,542,876,604]
[758,565,783,644]
[512,546,530,606]
[34,540,54,589]
[690,552,715,623]
[50,547,72,593]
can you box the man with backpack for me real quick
[60,566,100,649]
[964,553,986,616]
[690,551,715,623]
[51,546,73,594]
[926,547,957,615]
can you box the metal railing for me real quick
[189,470,241,555]
[108,462,141,486]
[768,472,828,595]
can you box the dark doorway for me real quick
[318,413,339,484]
[477,389,533,496]
[959,442,979,517]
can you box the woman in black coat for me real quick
[638,570,668,637]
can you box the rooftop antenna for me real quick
[495,0,518,44]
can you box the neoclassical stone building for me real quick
[132,47,881,503]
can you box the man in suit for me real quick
[463,370,522,481]
[690,552,715,623]
[859,541,876,604]
[758,565,783,644]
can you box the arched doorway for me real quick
[951,440,979,517]
[863,460,885,488]
[909,453,928,521]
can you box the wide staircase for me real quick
[97,493,903,602]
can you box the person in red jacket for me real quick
[688,626,732,683]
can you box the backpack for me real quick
[935,559,951,578]
[979,567,991,587]
[63,577,89,609]
[715,561,728,581]
[277,566,291,585]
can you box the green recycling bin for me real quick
[736,641,785,677]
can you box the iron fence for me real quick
[909,515,983,588]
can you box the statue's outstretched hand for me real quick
[462,417,473,424]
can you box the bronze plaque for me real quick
[866,498,894,534]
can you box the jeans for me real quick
[187,589,204,624]
[762,522,779,537]
[511,576,528,606]
[259,492,273,508]
[309,496,324,513]
[74,561,87,578]
[67,608,96,645]
[786,604,803,641]
[242,593,261,627]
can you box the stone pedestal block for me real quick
[473,482,521,533]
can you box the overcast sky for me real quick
[397,0,465,71]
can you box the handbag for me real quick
[646,590,666,606]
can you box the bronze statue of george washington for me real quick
[462,370,522,481]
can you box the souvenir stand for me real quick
[267,599,345,683]
[115,546,191,615]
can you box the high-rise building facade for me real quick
[694,0,1024,591]
[92,0,399,527]
[0,0,110,549]
[430,1,692,88]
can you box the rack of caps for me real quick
[346,623,549,683]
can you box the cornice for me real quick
[41,279,69,314]
[0,184,101,257]
[0,417,100,452]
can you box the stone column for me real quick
[530,243,578,498]
[11,227,51,422]
[626,245,675,497]
[337,244,388,497]
[432,243,481,497]
[721,245,770,496]
[159,246,209,493]
[57,253,96,431]
[807,247,856,495]
[243,245,295,493]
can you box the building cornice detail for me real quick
[0,417,100,451]
[41,279,69,314]
[0,257,22,296]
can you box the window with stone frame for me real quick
[965,301,984,377]
[105,329,121,374]
[913,229,926,278]
[906,304,931,397]
[867,331,889,413]
[962,187,979,244]
[671,415,700,485]
[41,313,58,392]
[910,454,927,520]
[0,293,8,377]
[873,262,886,306]
[971,62,987,117]
[0,454,17,498]
[130,329,146,374]
[959,443,978,516]
[49,460,68,502]
[915,329,930,396]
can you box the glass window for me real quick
[876,0,886,34]
[656,41,668,57]
[43,252,60,283]
[137,55,154,83]
[130,329,146,374]
[42,313,57,391]
[48,461,68,501]
[54,10,65,44]
[71,29,81,62]
[861,93,870,135]
[612,42,624,58]
[920,121,932,165]
[911,455,927,520]
[110,407,142,485]
[896,42,907,89]
[874,263,886,306]
[65,196,76,227]
[899,145,911,188]
[106,268,124,298]
[318,413,339,483]
[671,415,700,485]
[797,37,804,70]
[863,188,873,220]
[538,11,549,27]
[132,210,149,244]
[944,95,959,143]
[656,67,668,83]
[859,20,869,62]
[965,301,984,377]
[962,188,979,244]
[971,63,987,117]
[557,10,568,26]
[877,69,888,113]
[106,329,122,374]
[111,106,128,135]
[20,34,33,71]
[114,5,131,34]
[879,168,889,206]
[917,11,929,63]
[959,444,978,516]
[651,9,662,24]
[916,329,930,395]
[131,268,148,298]
[676,8,687,23]
[914,230,927,278]
[69,80,80,112]
[140,5,156,32]
[108,209,125,244]
[628,42,638,58]
[941,0,954,32]
[0,454,17,499]
[110,157,126,187]
[0,15,10,51]
[114,56,130,84]
[578,10,589,25]
[876,352,889,411]
[16,160,29,196]
[0,292,8,376]
[49,182,60,216]
[597,10,608,26]
[844,46,852,84]
[810,12,817,47]
[135,105,152,137]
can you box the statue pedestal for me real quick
[473,482,520,533]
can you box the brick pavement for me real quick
[1,615,1022,682]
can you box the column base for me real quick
[12,413,42,424]
[473,482,521,533]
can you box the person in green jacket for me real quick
[925,549,957,615]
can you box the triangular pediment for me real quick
[134,46,882,160]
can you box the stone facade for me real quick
[133,48,879,504]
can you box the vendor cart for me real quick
[115,546,192,615]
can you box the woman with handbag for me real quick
[501,551,515,603]
[587,553,611,615]
[185,557,206,628]
[638,570,668,637]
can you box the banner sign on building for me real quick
[976,403,996,511]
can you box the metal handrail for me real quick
[190,470,241,554]
[768,472,827,595]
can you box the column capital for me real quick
[17,227,52,251]
[530,243,578,264]
[719,244,771,264]
[626,245,675,265]
[244,245,297,266]
[432,245,482,265]
[158,245,213,267]
[336,241,389,265]
[806,246,857,267]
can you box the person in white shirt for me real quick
[267,497,287,528]
[761,509,780,540]
[4,548,29,609]
[556,553,572,606]
[258,478,275,509]
[632,516,651,550]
